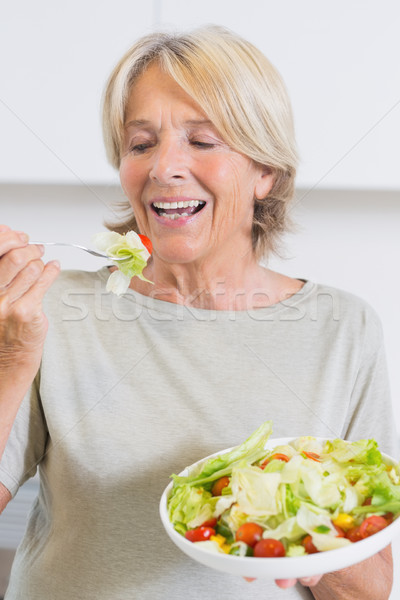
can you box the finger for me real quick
[0,261,60,326]
[298,575,323,587]
[275,578,297,588]
[10,260,60,320]
[0,230,29,256]
[0,226,28,236]
[0,259,45,304]
[26,261,61,307]
[0,244,45,287]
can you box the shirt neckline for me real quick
[96,267,315,320]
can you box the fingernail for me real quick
[48,260,60,269]
[18,232,29,243]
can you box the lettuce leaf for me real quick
[92,231,152,295]
[324,438,382,466]
[286,543,306,557]
[261,515,305,542]
[230,467,281,516]
[168,485,217,530]
[295,504,351,551]
[171,421,273,488]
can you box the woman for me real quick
[0,26,396,599]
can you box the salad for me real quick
[167,422,400,558]
[92,231,153,295]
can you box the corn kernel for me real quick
[210,534,226,546]
[210,534,231,553]
[332,513,355,531]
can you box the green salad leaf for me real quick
[171,420,273,488]
[323,438,382,466]
[92,231,152,295]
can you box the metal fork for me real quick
[28,241,127,261]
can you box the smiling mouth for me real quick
[151,200,206,220]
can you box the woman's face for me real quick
[119,64,274,266]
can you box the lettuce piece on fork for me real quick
[92,231,152,295]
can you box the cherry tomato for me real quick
[384,512,394,524]
[200,518,217,528]
[302,535,319,554]
[260,454,290,469]
[346,526,363,543]
[302,451,321,462]
[184,526,215,543]
[235,523,264,547]
[211,476,230,496]
[253,538,286,557]
[333,524,345,538]
[138,234,152,254]
[359,515,388,538]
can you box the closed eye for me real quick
[130,142,154,154]
[190,140,216,149]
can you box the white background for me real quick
[1,1,399,597]
[0,0,400,188]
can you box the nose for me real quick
[149,137,188,185]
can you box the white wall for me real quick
[1,1,400,188]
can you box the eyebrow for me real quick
[124,118,215,129]
[184,119,214,126]
[124,119,151,129]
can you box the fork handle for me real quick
[28,241,124,261]
[29,242,63,246]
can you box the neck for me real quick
[127,254,304,311]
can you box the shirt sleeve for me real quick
[0,371,48,497]
[342,313,399,458]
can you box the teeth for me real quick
[159,212,191,220]
[153,200,204,209]
[160,212,181,220]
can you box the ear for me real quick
[254,166,275,200]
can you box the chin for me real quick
[155,240,204,265]
[158,252,200,265]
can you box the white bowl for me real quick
[159,437,400,579]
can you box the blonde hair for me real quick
[103,25,298,258]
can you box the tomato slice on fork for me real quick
[138,234,152,254]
